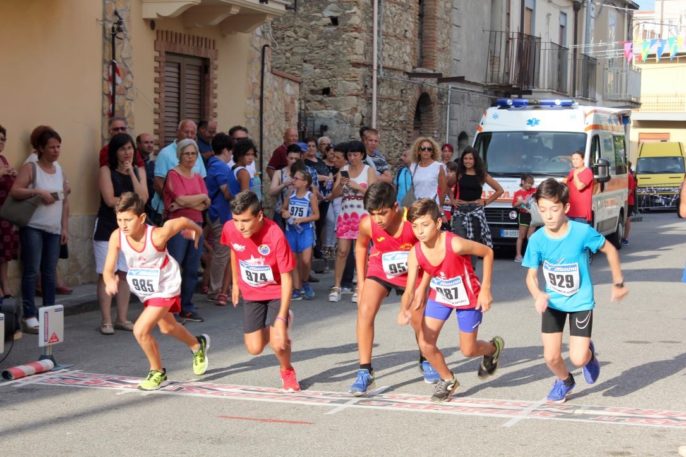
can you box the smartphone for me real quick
[51,192,60,201]
[340,170,350,179]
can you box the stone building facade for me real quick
[272,0,453,165]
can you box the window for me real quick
[613,135,627,175]
[524,0,535,36]
[162,53,209,145]
[559,12,567,47]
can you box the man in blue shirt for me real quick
[197,119,218,165]
[523,178,628,403]
[204,133,238,306]
[152,119,206,218]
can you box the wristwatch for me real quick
[614,281,624,288]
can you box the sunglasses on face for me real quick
[419,146,433,152]
[112,127,127,132]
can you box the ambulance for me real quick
[472,98,630,248]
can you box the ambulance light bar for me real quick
[495,98,576,108]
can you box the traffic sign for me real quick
[38,305,64,348]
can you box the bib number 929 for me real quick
[547,273,574,289]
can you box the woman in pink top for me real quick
[163,139,210,322]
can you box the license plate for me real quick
[499,229,519,238]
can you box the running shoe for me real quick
[351,291,358,303]
[302,283,315,300]
[328,286,341,302]
[280,367,301,392]
[582,341,600,384]
[420,361,440,384]
[546,376,575,403]
[477,336,505,379]
[292,289,303,301]
[340,286,354,295]
[138,369,167,391]
[431,375,460,403]
[178,310,204,323]
[514,256,523,263]
[621,238,629,246]
[349,369,375,396]
[192,334,211,376]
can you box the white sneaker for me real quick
[341,287,354,295]
[328,287,342,302]
[352,292,358,303]
[23,317,39,334]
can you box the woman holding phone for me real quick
[327,140,376,302]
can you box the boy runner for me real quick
[222,191,301,392]
[351,182,438,396]
[399,198,504,403]
[523,178,628,403]
[103,192,209,391]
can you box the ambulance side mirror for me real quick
[594,159,611,183]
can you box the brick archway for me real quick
[407,90,437,144]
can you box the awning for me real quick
[142,0,289,33]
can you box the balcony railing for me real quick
[575,54,597,100]
[603,57,641,103]
[486,31,541,90]
[543,42,569,94]
[639,95,686,112]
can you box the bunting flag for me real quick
[641,40,652,62]
[624,41,634,63]
[668,37,678,60]
[656,39,666,62]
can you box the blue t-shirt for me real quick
[394,166,412,205]
[151,141,207,214]
[205,156,236,223]
[522,220,606,312]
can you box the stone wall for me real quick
[244,26,301,214]
[272,0,455,168]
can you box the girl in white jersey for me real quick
[103,192,210,391]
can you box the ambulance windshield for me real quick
[474,131,587,177]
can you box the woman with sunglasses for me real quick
[408,137,453,210]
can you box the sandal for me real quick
[201,285,210,295]
[215,293,228,307]
[114,321,134,331]
[100,323,114,335]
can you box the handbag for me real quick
[0,162,39,227]
[400,164,419,208]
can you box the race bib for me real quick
[288,202,308,218]
[430,276,470,308]
[542,261,580,296]
[127,268,161,299]
[239,261,275,287]
[381,251,409,278]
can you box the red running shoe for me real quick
[280,367,301,392]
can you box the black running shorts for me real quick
[243,299,281,333]
[541,307,593,337]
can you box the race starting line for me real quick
[8,369,686,430]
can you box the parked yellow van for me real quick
[636,142,685,210]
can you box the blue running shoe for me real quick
[291,289,303,301]
[420,361,440,384]
[582,341,600,384]
[349,369,375,396]
[302,283,315,300]
[547,376,575,403]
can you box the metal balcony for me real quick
[486,31,541,91]
[574,53,597,100]
[603,57,641,104]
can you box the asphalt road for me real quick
[1,212,685,457]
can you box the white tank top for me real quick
[410,161,442,203]
[119,225,181,301]
[29,162,64,235]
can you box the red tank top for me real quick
[365,212,418,288]
[414,232,480,309]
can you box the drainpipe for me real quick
[372,0,378,128]
[260,44,270,196]
[572,1,581,97]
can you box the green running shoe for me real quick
[138,369,167,391]
[192,334,211,376]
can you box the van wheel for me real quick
[608,216,625,250]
